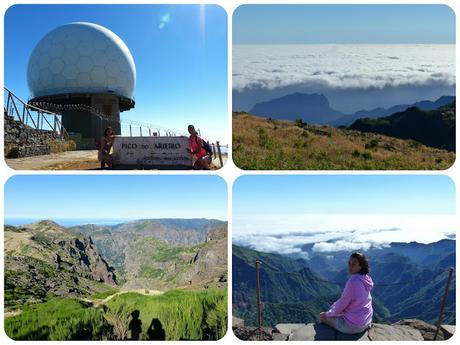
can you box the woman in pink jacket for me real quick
[319,252,374,334]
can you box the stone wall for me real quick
[4,113,69,158]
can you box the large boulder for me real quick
[395,319,444,340]
[232,316,245,329]
[367,324,424,341]
[289,323,368,341]
[273,322,425,341]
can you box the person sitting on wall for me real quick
[98,126,115,169]
[319,252,374,334]
[187,124,211,170]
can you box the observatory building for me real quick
[27,22,136,149]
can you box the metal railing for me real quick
[4,87,68,139]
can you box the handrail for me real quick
[4,86,69,140]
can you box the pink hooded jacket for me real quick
[325,274,374,328]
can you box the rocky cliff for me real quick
[121,223,228,290]
[4,221,116,308]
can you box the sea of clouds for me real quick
[232,214,456,258]
[233,44,455,112]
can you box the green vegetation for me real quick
[106,289,227,340]
[90,287,120,300]
[134,220,148,231]
[233,113,455,170]
[365,138,379,150]
[5,298,105,340]
[151,240,184,262]
[139,266,164,279]
[350,103,455,152]
[5,289,227,340]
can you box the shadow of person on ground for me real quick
[147,318,166,340]
[128,310,142,340]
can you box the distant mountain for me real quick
[249,93,455,128]
[4,221,116,308]
[333,96,455,126]
[349,102,455,151]
[5,219,228,310]
[306,240,456,324]
[232,245,389,326]
[233,240,455,327]
[68,218,228,289]
[250,93,344,124]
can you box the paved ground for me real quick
[6,150,228,170]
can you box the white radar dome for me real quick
[27,22,136,100]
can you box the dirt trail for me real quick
[4,310,22,318]
[6,150,100,170]
[83,289,164,306]
[4,289,164,318]
[6,150,228,170]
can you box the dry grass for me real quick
[233,112,455,170]
[48,139,77,153]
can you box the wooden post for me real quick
[129,124,132,137]
[255,260,262,340]
[216,141,223,167]
[212,143,217,159]
[149,128,152,136]
[139,126,142,136]
[433,267,454,340]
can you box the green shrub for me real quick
[295,119,304,127]
[362,151,373,160]
[365,139,379,150]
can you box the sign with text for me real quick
[112,136,192,168]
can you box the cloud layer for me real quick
[233,214,456,256]
[233,44,455,92]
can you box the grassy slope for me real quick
[5,289,227,341]
[233,112,455,170]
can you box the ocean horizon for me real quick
[4,218,135,227]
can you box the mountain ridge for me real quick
[349,102,455,151]
[5,218,228,309]
[248,92,455,126]
[232,240,455,327]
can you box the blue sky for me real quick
[233,5,455,44]
[233,175,456,251]
[5,175,227,222]
[4,4,228,143]
[233,175,455,216]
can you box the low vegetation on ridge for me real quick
[233,112,455,170]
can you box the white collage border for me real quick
[0,0,458,344]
